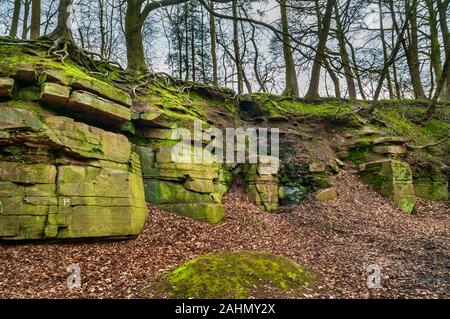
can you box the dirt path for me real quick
[0,170,448,298]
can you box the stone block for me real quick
[0,77,14,97]
[144,179,213,204]
[360,159,416,213]
[184,179,215,193]
[316,187,338,202]
[68,90,131,124]
[309,162,326,173]
[71,78,132,107]
[373,145,406,155]
[40,82,70,105]
[413,170,448,201]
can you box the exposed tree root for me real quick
[406,135,450,150]
[2,36,237,102]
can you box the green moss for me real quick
[375,109,449,146]
[0,43,125,92]
[6,100,46,113]
[347,146,370,164]
[413,167,449,201]
[150,251,316,299]
[240,94,357,119]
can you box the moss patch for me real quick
[240,94,359,119]
[149,251,315,299]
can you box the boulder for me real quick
[359,159,416,213]
[0,78,14,97]
[413,169,448,201]
[144,179,214,204]
[244,160,279,212]
[14,64,37,82]
[184,179,215,193]
[316,187,338,202]
[309,162,326,173]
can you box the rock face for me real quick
[413,168,448,201]
[359,159,416,213]
[3,44,447,242]
[0,104,147,240]
[245,157,280,212]
[137,144,231,224]
[3,64,133,130]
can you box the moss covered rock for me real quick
[413,168,448,201]
[149,251,315,299]
[360,159,416,213]
[0,104,147,240]
[0,77,14,97]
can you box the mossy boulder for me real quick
[413,168,448,201]
[144,179,215,204]
[360,159,416,213]
[279,185,306,206]
[316,187,338,202]
[149,251,316,299]
[244,161,280,212]
[0,104,148,240]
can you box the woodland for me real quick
[0,0,448,300]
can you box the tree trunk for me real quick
[209,1,219,86]
[232,0,244,95]
[347,39,367,100]
[250,25,267,92]
[49,0,74,40]
[379,0,394,99]
[334,1,356,99]
[99,0,107,58]
[388,2,402,99]
[191,23,196,82]
[200,7,206,83]
[420,46,450,122]
[404,0,426,99]
[305,0,334,99]
[30,0,41,39]
[280,0,299,97]
[324,55,341,98]
[22,0,31,39]
[367,0,415,113]
[427,0,443,84]
[437,0,450,100]
[9,0,21,37]
[125,0,146,72]
[184,4,189,81]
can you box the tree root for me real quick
[406,135,449,150]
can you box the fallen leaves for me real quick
[0,170,448,299]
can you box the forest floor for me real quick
[0,169,448,299]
